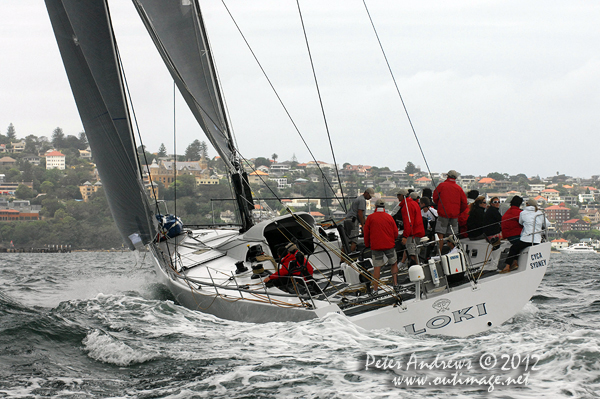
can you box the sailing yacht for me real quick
[44,0,550,337]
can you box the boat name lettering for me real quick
[530,252,543,260]
[529,252,546,269]
[529,259,546,269]
[404,303,487,334]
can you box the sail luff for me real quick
[45,0,155,249]
[191,2,235,154]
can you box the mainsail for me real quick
[45,0,155,249]
[132,0,254,231]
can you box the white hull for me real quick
[559,243,597,254]
[148,214,550,337]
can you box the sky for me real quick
[1,1,599,179]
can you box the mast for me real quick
[132,0,254,232]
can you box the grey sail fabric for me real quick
[132,0,235,172]
[133,0,255,231]
[45,0,155,249]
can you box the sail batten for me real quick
[45,0,155,249]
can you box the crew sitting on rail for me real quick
[263,243,314,290]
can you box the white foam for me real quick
[82,329,158,366]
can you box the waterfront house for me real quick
[551,238,569,251]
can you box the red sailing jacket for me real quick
[433,178,468,219]
[458,205,470,238]
[501,206,523,238]
[269,250,314,280]
[401,197,425,238]
[364,208,399,250]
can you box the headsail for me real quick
[132,0,254,232]
[45,0,155,249]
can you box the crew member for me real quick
[344,187,374,252]
[363,198,399,294]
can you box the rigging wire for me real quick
[362,0,438,188]
[295,0,346,214]
[173,81,177,218]
[108,2,160,236]
[115,44,159,211]
[219,0,346,212]
[362,0,461,243]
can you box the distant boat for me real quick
[559,243,597,254]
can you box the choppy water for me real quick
[1,251,599,398]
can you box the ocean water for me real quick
[0,251,599,398]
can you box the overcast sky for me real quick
[2,1,599,179]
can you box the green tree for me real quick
[164,174,197,199]
[15,184,34,199]
[487,172,505,181]
[64,134,86,150]
[4,168,21,182]
[52,127,65,148]
[158,143,167,157]
[40,181,55,194]
[184,139,202,161]
[44,168,64,184]
[24,135,38,154]
[272,153,278,163]
[6,123,16,140]
[517,177,530,190]
[40,198,65,218]
[405,161,417,174]
[199,141,208,159]
[137,145,156,165]
[254,157,271,168]
[78,132,88,148]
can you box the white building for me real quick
[579,193,595,203]
[45,150,66,170]
[529,184,546,192]
[269,163,290,176]
[79,149,92,159]
[268,177,291,189]
[551,238,569,250]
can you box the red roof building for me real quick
[0,209,40,221]
[45,150,66,170]
[478,177,495,184]
[560,219,590,232]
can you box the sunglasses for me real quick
[492,201,500,204]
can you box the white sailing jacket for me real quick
[519,206,550,244]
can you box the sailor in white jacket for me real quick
[519,200,550,244]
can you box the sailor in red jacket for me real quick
[501,196,523,243]
[263,243,313,287]
[398,190,425,267]
[433,170,468,252]
[363,198,399,293]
